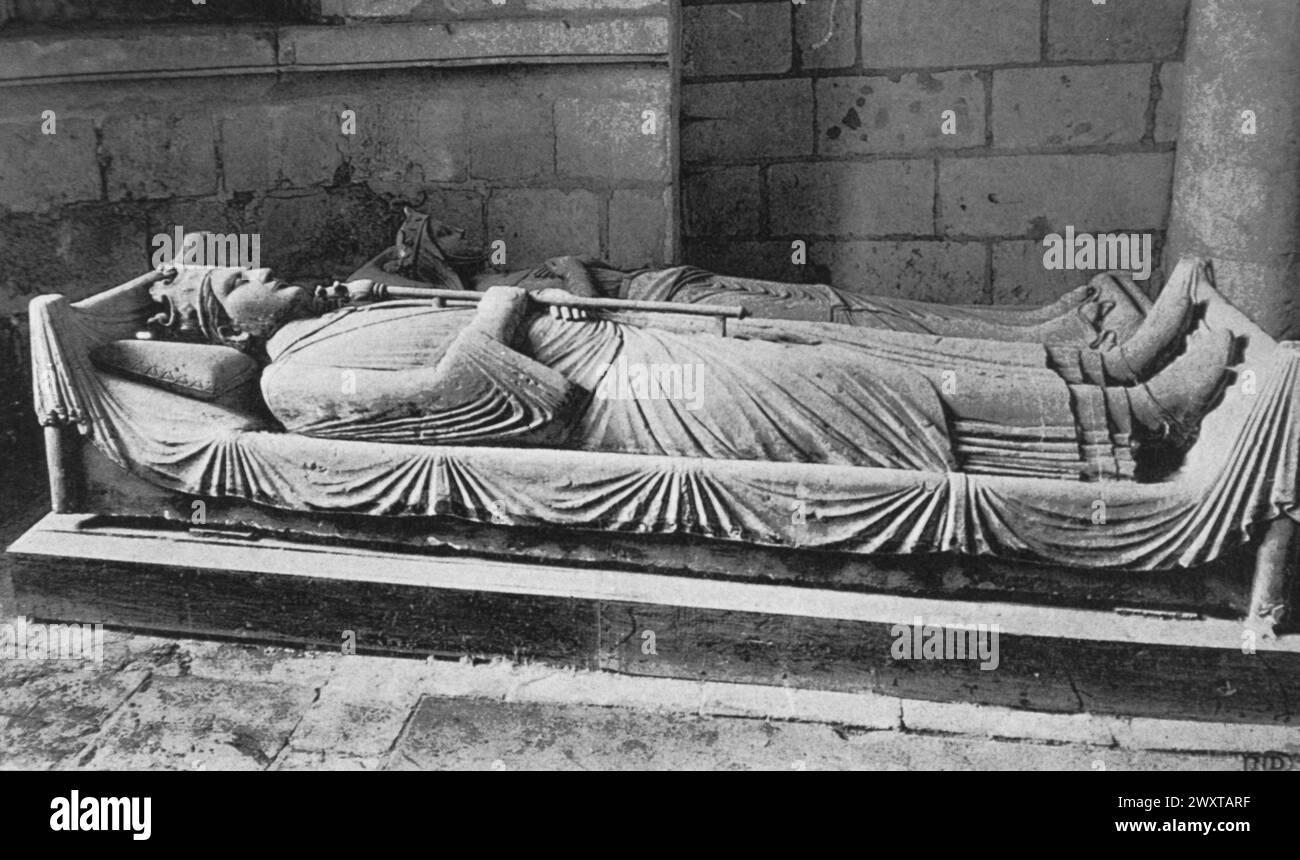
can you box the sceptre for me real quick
[320,280,748,337]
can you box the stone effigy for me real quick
[144,256,1229,483]
[373,208,1153,346]
[25,248,1300,645]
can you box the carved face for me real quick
[209,267,313,339]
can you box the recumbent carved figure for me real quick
[142,243,1237,484]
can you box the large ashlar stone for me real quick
[469,97,555,181]
[487,188,601,268]
[813,240,988,303]
[102,112,219,200]
[682,4,792,77]
[939,153,1175,237]
[817,71,985,156]
[992,64,1152,149]
[859,0,1040,68]
[220,101,347,192]
[683,166,763,238]
[683,239,816,283]
[608,188,670,268]
[795,0,857,71]
[768,160,935,237]
[683,80,813,162]
[1047,0,1189,62]
[344,99,468,185]
[555,98,667,181]
[0,117,101,213]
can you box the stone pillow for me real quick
[90,340,260,402]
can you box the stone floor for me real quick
[3,627,1292,771]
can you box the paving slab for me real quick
[0,666,149,770]
[72,675,318,771]
[282,655,429,757]
[386,696,1240,771]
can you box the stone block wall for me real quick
[0,0,673,477]
[681,0,1189,305]
[0,65,672,307]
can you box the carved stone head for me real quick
[145,265,314,350]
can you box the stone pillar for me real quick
[1167,0,1300,340]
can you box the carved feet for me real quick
[1126,325,1236,454]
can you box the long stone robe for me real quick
[617,266,1146,343]
[260,293,1100,479]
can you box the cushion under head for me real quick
[90,339,260,402]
